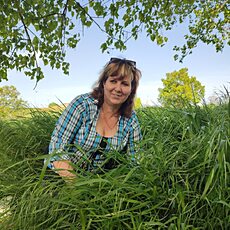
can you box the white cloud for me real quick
[26,85,92,108]
[137,80,163,106]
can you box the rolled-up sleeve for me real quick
[47,96,85,167]
[127,112,142,161]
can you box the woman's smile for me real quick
[103,75,132,107]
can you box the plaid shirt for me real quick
[47,93,142,170]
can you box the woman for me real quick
[47,57,142,179]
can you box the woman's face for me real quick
[103,75,132,108]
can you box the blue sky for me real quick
[1,23,229,107]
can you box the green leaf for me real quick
[201,166,216,198]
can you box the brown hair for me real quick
[91,59,141,118]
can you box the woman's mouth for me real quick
[112,94,122,98]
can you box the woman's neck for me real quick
[96,103,120,137]
[101,103,120,117]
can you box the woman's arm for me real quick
[48,96,85,166]
[126,113,142,160]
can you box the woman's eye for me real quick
[110,80,116,83]
[122,82,129,86]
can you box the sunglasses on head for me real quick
[109,57,136,67]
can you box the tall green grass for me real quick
[0,102,229,229]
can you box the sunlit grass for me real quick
[0,101,229,229]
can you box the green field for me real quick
[0,102,229,229]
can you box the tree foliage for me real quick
[0,85,28,118]
[0,0,229,82]
[48,102,59,108]
[158,68,205,107]
[134,97,142,109]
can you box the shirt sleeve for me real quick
[47,95,85,167]
[126,112,142,161]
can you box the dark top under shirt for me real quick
[90,137,120,171]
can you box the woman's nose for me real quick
[114,83,122,92]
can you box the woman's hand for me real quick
[53,160,76,180]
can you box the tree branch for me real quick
[15,1,40,87]
[18,11,39,69]
[74,1,107,34]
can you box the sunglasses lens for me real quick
[127,60,136,67]
[109,58,136,67]
[110,58,120,63]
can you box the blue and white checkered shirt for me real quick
[47,93,142,170]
